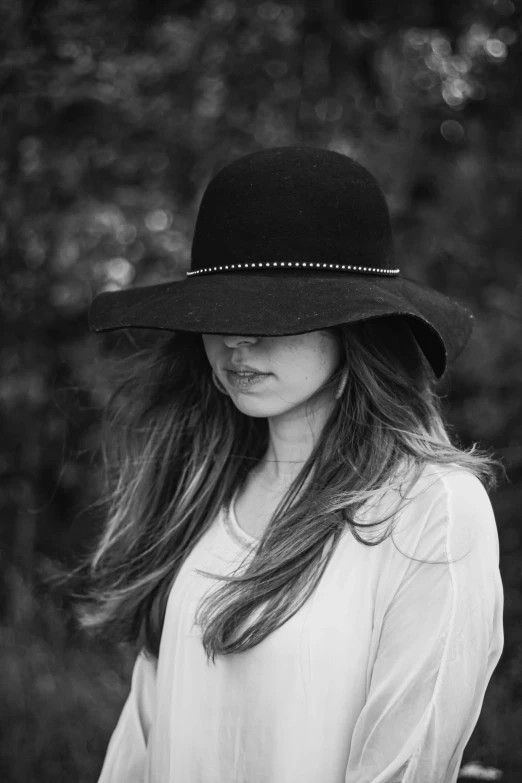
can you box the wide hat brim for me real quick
[88,271,473,379]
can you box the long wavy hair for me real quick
[81,317,503,663]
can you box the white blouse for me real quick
[97,463,504,783]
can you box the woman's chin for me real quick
[231,396,278,418]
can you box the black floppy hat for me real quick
[89,145,474,379]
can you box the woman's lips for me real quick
[225,364,266,373]
[225,369,271,390]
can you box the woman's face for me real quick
[202,331,342,419]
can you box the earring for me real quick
[212,369,229,395]
[335,367,348,399]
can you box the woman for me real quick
[86,146,504,783]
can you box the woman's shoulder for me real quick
[349,461,496,557]
[406,461,493,521]
[395,461,498,562]
[336,462,499,584]
[359,461,490,523]
[408,461,489,499]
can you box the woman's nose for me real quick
[222,334,259,348]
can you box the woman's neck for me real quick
[259,389,335,484]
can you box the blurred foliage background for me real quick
[0,0,521,780]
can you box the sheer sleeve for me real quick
[97,650,157,783]
[345,470,504,783]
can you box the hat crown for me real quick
[190,146,395,274]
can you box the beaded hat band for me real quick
[187,261,400,277]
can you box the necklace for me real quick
[241,456,307,463]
